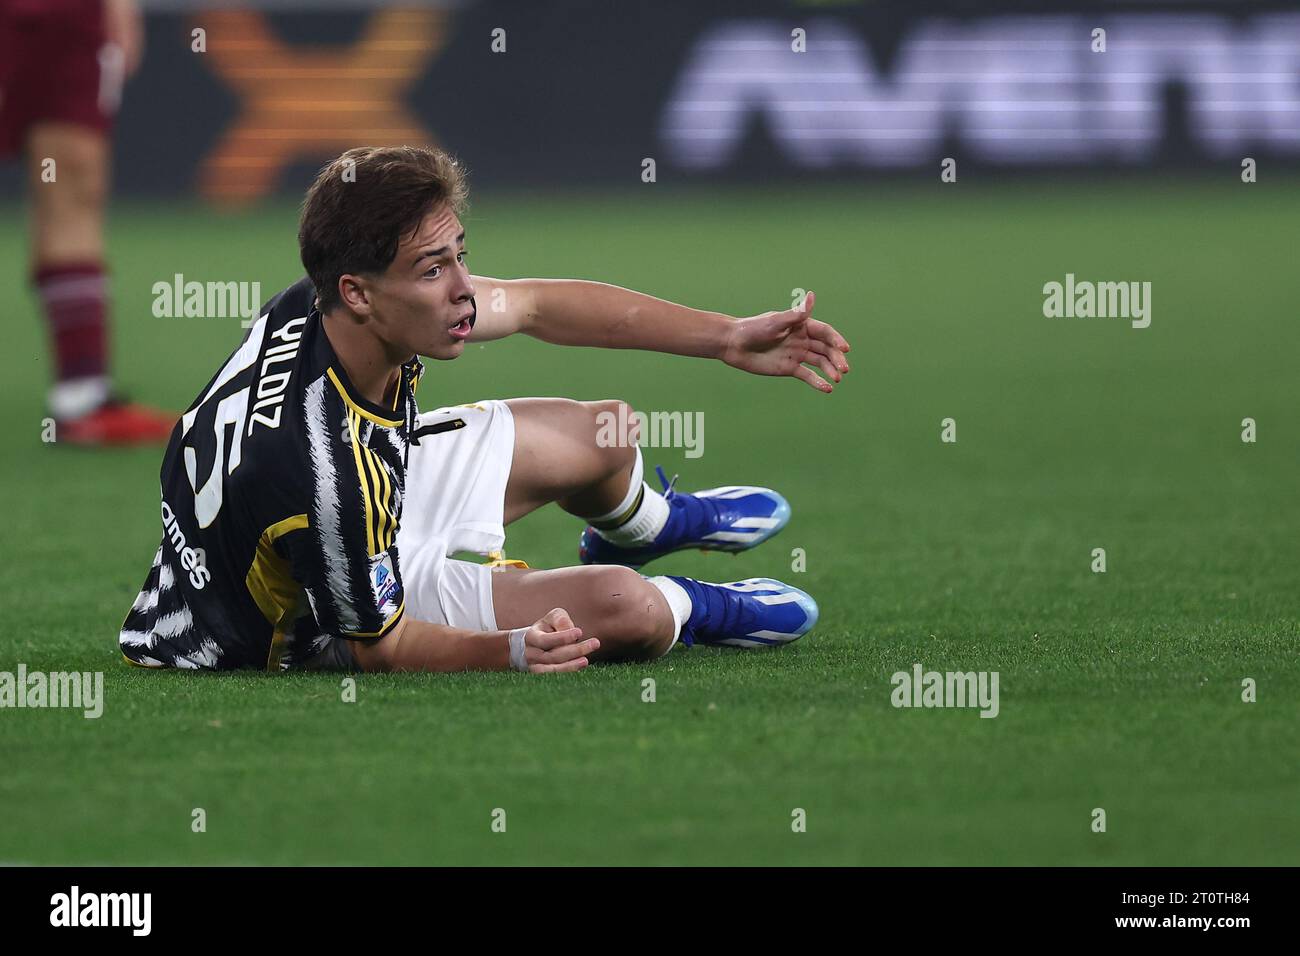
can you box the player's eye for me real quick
[457,250,469,264]
[424,264,442,278]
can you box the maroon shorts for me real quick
[0,0,115,158]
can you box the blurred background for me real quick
[4,0,1296,412]
[29,0,1300,200]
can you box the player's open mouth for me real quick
[448,316,473,340]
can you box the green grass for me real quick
[1,178,1298,865]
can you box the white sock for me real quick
[645,575,692,654]
[49,376,109,420]
[587,448,670,546]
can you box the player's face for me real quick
[370,205,476,361]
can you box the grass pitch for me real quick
[0,178,1297,865]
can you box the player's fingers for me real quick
[801,290,815,317]
[528,625,585,651]
[804,350,842,384]
[793,364,833,393]
[531,637,601,664]
[807,316,850,353]
[538,607,575,633]
[807,338,850,374]
[528,657,590,675]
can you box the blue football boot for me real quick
[579,466,791,568]
[667,577,819,648]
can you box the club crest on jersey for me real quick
[368,552,401,614]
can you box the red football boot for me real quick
[58,398,177,446]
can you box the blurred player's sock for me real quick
[49,376,110,421]
[583,448,670,546]
[36,261,176,445]
[646,575,818,648]
[37,261,109,419]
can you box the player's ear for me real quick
[337,274,371,319]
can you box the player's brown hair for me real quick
[298,145,469,313]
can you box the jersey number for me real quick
[184,387,250,528]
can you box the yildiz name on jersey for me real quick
[162,498,210,589]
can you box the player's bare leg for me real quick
[490,564,676,664]
[492,400,666,661]
[503,397,639,523]
[504,395,792,569]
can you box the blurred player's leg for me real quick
[7,0,172,445]
[27,123,111,419]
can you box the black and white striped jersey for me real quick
[119,277,423,670]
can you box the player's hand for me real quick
[721,291,852,393]
[522,608,599,674]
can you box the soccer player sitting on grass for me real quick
[119,146,851,674]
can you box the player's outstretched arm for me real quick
[469,277,851,393]
[350,607,599,674]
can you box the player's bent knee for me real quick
[587,399,638,468]
[641,626,676,661]
[584,565,675,662]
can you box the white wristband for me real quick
[508,627,529,672]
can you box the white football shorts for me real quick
[396,399,517,633]
[301,399,514,670]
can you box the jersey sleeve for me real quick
[284,386,405,641]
